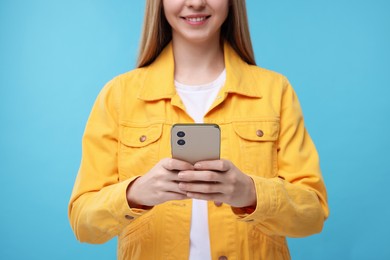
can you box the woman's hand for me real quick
[126,158,194,208]
[177,160,257,208]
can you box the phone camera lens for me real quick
[177,131,185,138]
[177,139,185,146]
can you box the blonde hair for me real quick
[137,0,256,68]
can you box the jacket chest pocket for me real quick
[118,123,163,180]
[232,119,279,177]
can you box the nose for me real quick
[185,0,206,9]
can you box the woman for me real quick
[69,0,329,259]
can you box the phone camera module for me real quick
[177,139,185,146]
[177,131,185,138]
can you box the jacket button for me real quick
[139,135,147,142]
[256,130,264,137]
[214,201,223,207]
[125,215,134,220]
[219,256,228,260]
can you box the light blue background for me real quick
[1,0,389,259]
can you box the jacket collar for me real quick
[137,42,262,101]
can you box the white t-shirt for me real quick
[175,69,226,260]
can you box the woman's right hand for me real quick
[126,158,194,208]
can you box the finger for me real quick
[164,181,188,195]
[194,159,230,172]
[162,158,195,171]
[178,181,224,194]
[178,170,221,183]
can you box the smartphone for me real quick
[171,124,220,165]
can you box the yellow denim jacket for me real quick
[69,43,329,260]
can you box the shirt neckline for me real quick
[175,69,226,92]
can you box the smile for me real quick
[181,15,211,24]
[185,16,208,22]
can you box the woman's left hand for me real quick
[177,159,256,208]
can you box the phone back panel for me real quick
[171,124,220,165]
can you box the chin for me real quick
[178,32,219,45]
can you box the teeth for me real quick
[186,17,206,22]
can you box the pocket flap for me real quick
[233,120,279,141]
[120,124,163,147]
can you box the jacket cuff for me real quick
[233,175,278,222]
[115,177,152,225]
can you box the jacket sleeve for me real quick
[68,79,148,244]
[234,78,329,237]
